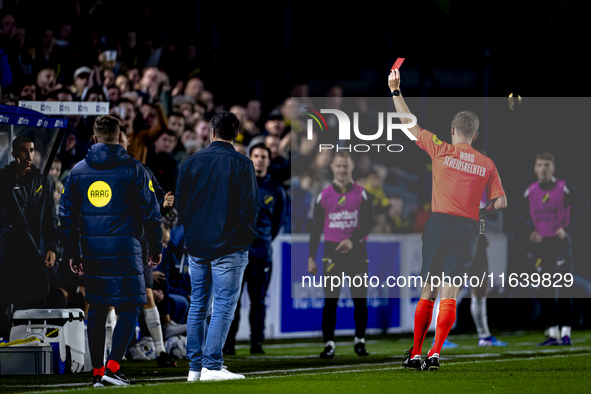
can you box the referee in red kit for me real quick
[388,69,507,371]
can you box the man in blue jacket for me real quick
[177,111,259,382]
[60,115,162,387]
[224,142,286,355]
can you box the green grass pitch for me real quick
[1,330,590,393]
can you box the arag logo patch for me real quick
[88,181,112,207]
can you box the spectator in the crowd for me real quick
[103,69,116,88]
[108,85,121,104]
[128,102,168,164]
[115,74,131,94]
[363,170,390,213]
[184,77,204,101]
[194,118,210,148]
[147,129,178,194]
[18,77,36,101]
[247,99,262,126]
[167,112,185,137]
[181,129,201,156]
[113,98,136,134]
[56,88,73,102]
[127,67,141,89]
[36,68,57,99]
[263,131,317,187]
[48,157,62,182]
[167,112,188,164]
[371,212,392,234]
[72,66,91,100]
[264,109,286,137]
[386,195,413,234]
[199,90,214,113]
[0,13,16,38]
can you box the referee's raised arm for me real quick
[388,69,421,139]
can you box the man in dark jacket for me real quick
[177,111,259,382]
[0,135,59,339]
[224,143,286,355]
[60,115,162,387]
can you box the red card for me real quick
[391,58,405,71]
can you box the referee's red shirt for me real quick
[416,128,505,221]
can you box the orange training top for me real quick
[416,128,505,221]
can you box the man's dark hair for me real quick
[12,135,33,152]
[55,87,73,98]
[249,142,271,159]
[210,111,240,141]
[164,129,177,138]
[93,115,120,143]
[85,86,106,102]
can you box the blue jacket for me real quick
[59,143,162,306]
[249,174,286,262]
[176,141,259,258]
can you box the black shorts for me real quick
[143,262,153,289]
[420,212,479,283]
[322,241,368,298]
[467,235,489,277]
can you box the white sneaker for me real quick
[187,370,201,382]
[200,366,245,381]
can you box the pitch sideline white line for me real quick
[9,352,590,393]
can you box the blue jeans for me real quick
[186,250,248,371]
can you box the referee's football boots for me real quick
[402,346,421,370]
[420,354,440,371]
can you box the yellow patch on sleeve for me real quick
[149,180,155,193]
[432,135,443,145]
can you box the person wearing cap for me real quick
[72,66,91,101]
[263,109,286,138]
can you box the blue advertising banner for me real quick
[0,104,68,128]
